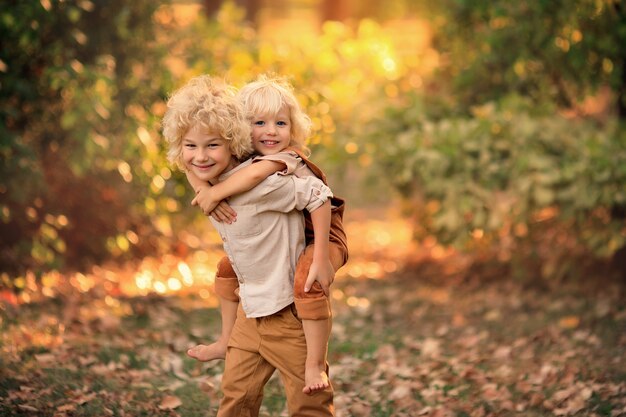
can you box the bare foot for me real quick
[187,342,227,362]
[302,366,330,395]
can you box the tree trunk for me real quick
[236,0,261,23]
[615,2,626,120]
[203,0,222,17]
[203,0,260,22]
[321,0,349,22]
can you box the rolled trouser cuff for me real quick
[294,296,331,320]
[215,276,240,302]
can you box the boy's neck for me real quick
[209,159,242,184]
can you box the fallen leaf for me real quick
[75,392,97,405]
[389,384,411,400]
[421,338,441,358]
[452,313,466,327]
[529,392,544,407]
[158,395,182,410]
[34,353,55,364]
[349,401,370,416]
[552,388,574,403]
[558,316,580,329]
[199,380,215,392]
[493,346,511,359]
[17,405,39,412]
[484,309,501,321]
[57,403,76,412]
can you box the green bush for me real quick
[0,0,174,276]
[366,93,626,277]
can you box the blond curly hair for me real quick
[162,75,253,170]
[238,74,312,156]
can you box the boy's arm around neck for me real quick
[185,170,234,220]
[210,159,286,201]
[185,170,209,193]
[185,160,283,217]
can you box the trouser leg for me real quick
[258,305,334,417]
[217,307,275,417]
[293,243,346,320]
[214,256,240,302]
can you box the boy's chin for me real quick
[188,168,217,182]
[196,173,217,182]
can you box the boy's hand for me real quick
[191,187,220,215]
[209,201,237,224]
[191,187,237,223]
[304,258,335,296]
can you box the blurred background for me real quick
[1,0,626,300]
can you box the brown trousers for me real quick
[214,240,347,320]
[217,304,334,417]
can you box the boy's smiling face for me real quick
[182,125,237,182]
[251,106,291,155]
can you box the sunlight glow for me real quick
[346,296,370,311]
[154,281,167,294]
[177,262,194,286]
[431,245,447,260]
[345,142,359,154]
[57,215,68,227]
[71,273,95,293]
[165,198,179,212]
[126,230,139,245]
[135,271,152,290]
[358,154,372,167]
[383,261,398,273]
[348,265,363,278]
[10,206,423,303]
[105,295,120,307]
[26,207,37,221]
[383,57,397,73]
[167,277,182,291]
[137,126,156,152]
[195,265,216,284]
[331,289,344,300]
[151,175,166,192]
[471,229,484,239]
[117,161,132,182]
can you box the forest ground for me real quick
[1,209,625,417]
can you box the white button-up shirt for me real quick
[210,159,332,318]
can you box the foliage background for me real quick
[1,0,625,286]
[1,2,626,416]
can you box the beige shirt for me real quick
[210,159,332,318]
[254,150,315,178]
[255,151,342,210]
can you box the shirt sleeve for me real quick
[292,176,333,212]
[253,151,300,175]
[259,174,332,214]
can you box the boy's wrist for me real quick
[312,249,330,262]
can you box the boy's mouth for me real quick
[260,140,280,146]
[193,163,214,170]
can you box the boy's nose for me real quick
[197,149,210,160]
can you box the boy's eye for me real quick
[277,121,288,126]
[253,120,265,126]
[184,143,196,148]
